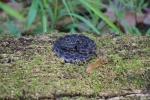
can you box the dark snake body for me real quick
[53,34,96,63]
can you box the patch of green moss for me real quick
[0,33,149,99]
[114,59,144,74]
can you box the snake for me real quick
[53,34,96,63]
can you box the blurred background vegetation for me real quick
[0,0,150,36]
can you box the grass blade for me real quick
[42,14,47,33]
[131,26,141,36]
[47,5,55,26]
[7,18,21,36]
[65,23,91,32]
[70,13,100,34]
[37,0,47,33]
[146,28,150,35]
[25,0,38,29]
[0,2,23,20]
[62,0,74,23]
[80,0,123,34]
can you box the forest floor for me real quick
[0,32,150,99]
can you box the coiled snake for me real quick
[53,34,96,63]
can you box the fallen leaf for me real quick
[144,13,150,25]
[86,52,107,74]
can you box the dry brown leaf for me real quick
[122,11,145,34]
[123,11,136,26]
[105,7,116,22]
[86,52,108,74]
[144,13,150,25]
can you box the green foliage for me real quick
[25,0,38,30]
[80,0,123,34]
[121,0,148,13]
[38,0,48,33]
[46,0,71,31]
[0,0,149,36]
[62,0,116,34]
[110,0,148,35]
[0,2,23,20]
[7,18,21,36]
[69,13,100,34]
[146,28,150,35]
[25,0,48,33]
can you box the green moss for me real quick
[114,59,144,74]
[0,33,149,99]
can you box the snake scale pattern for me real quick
[53,34,96,63]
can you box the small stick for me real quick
[86,52,108,74]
